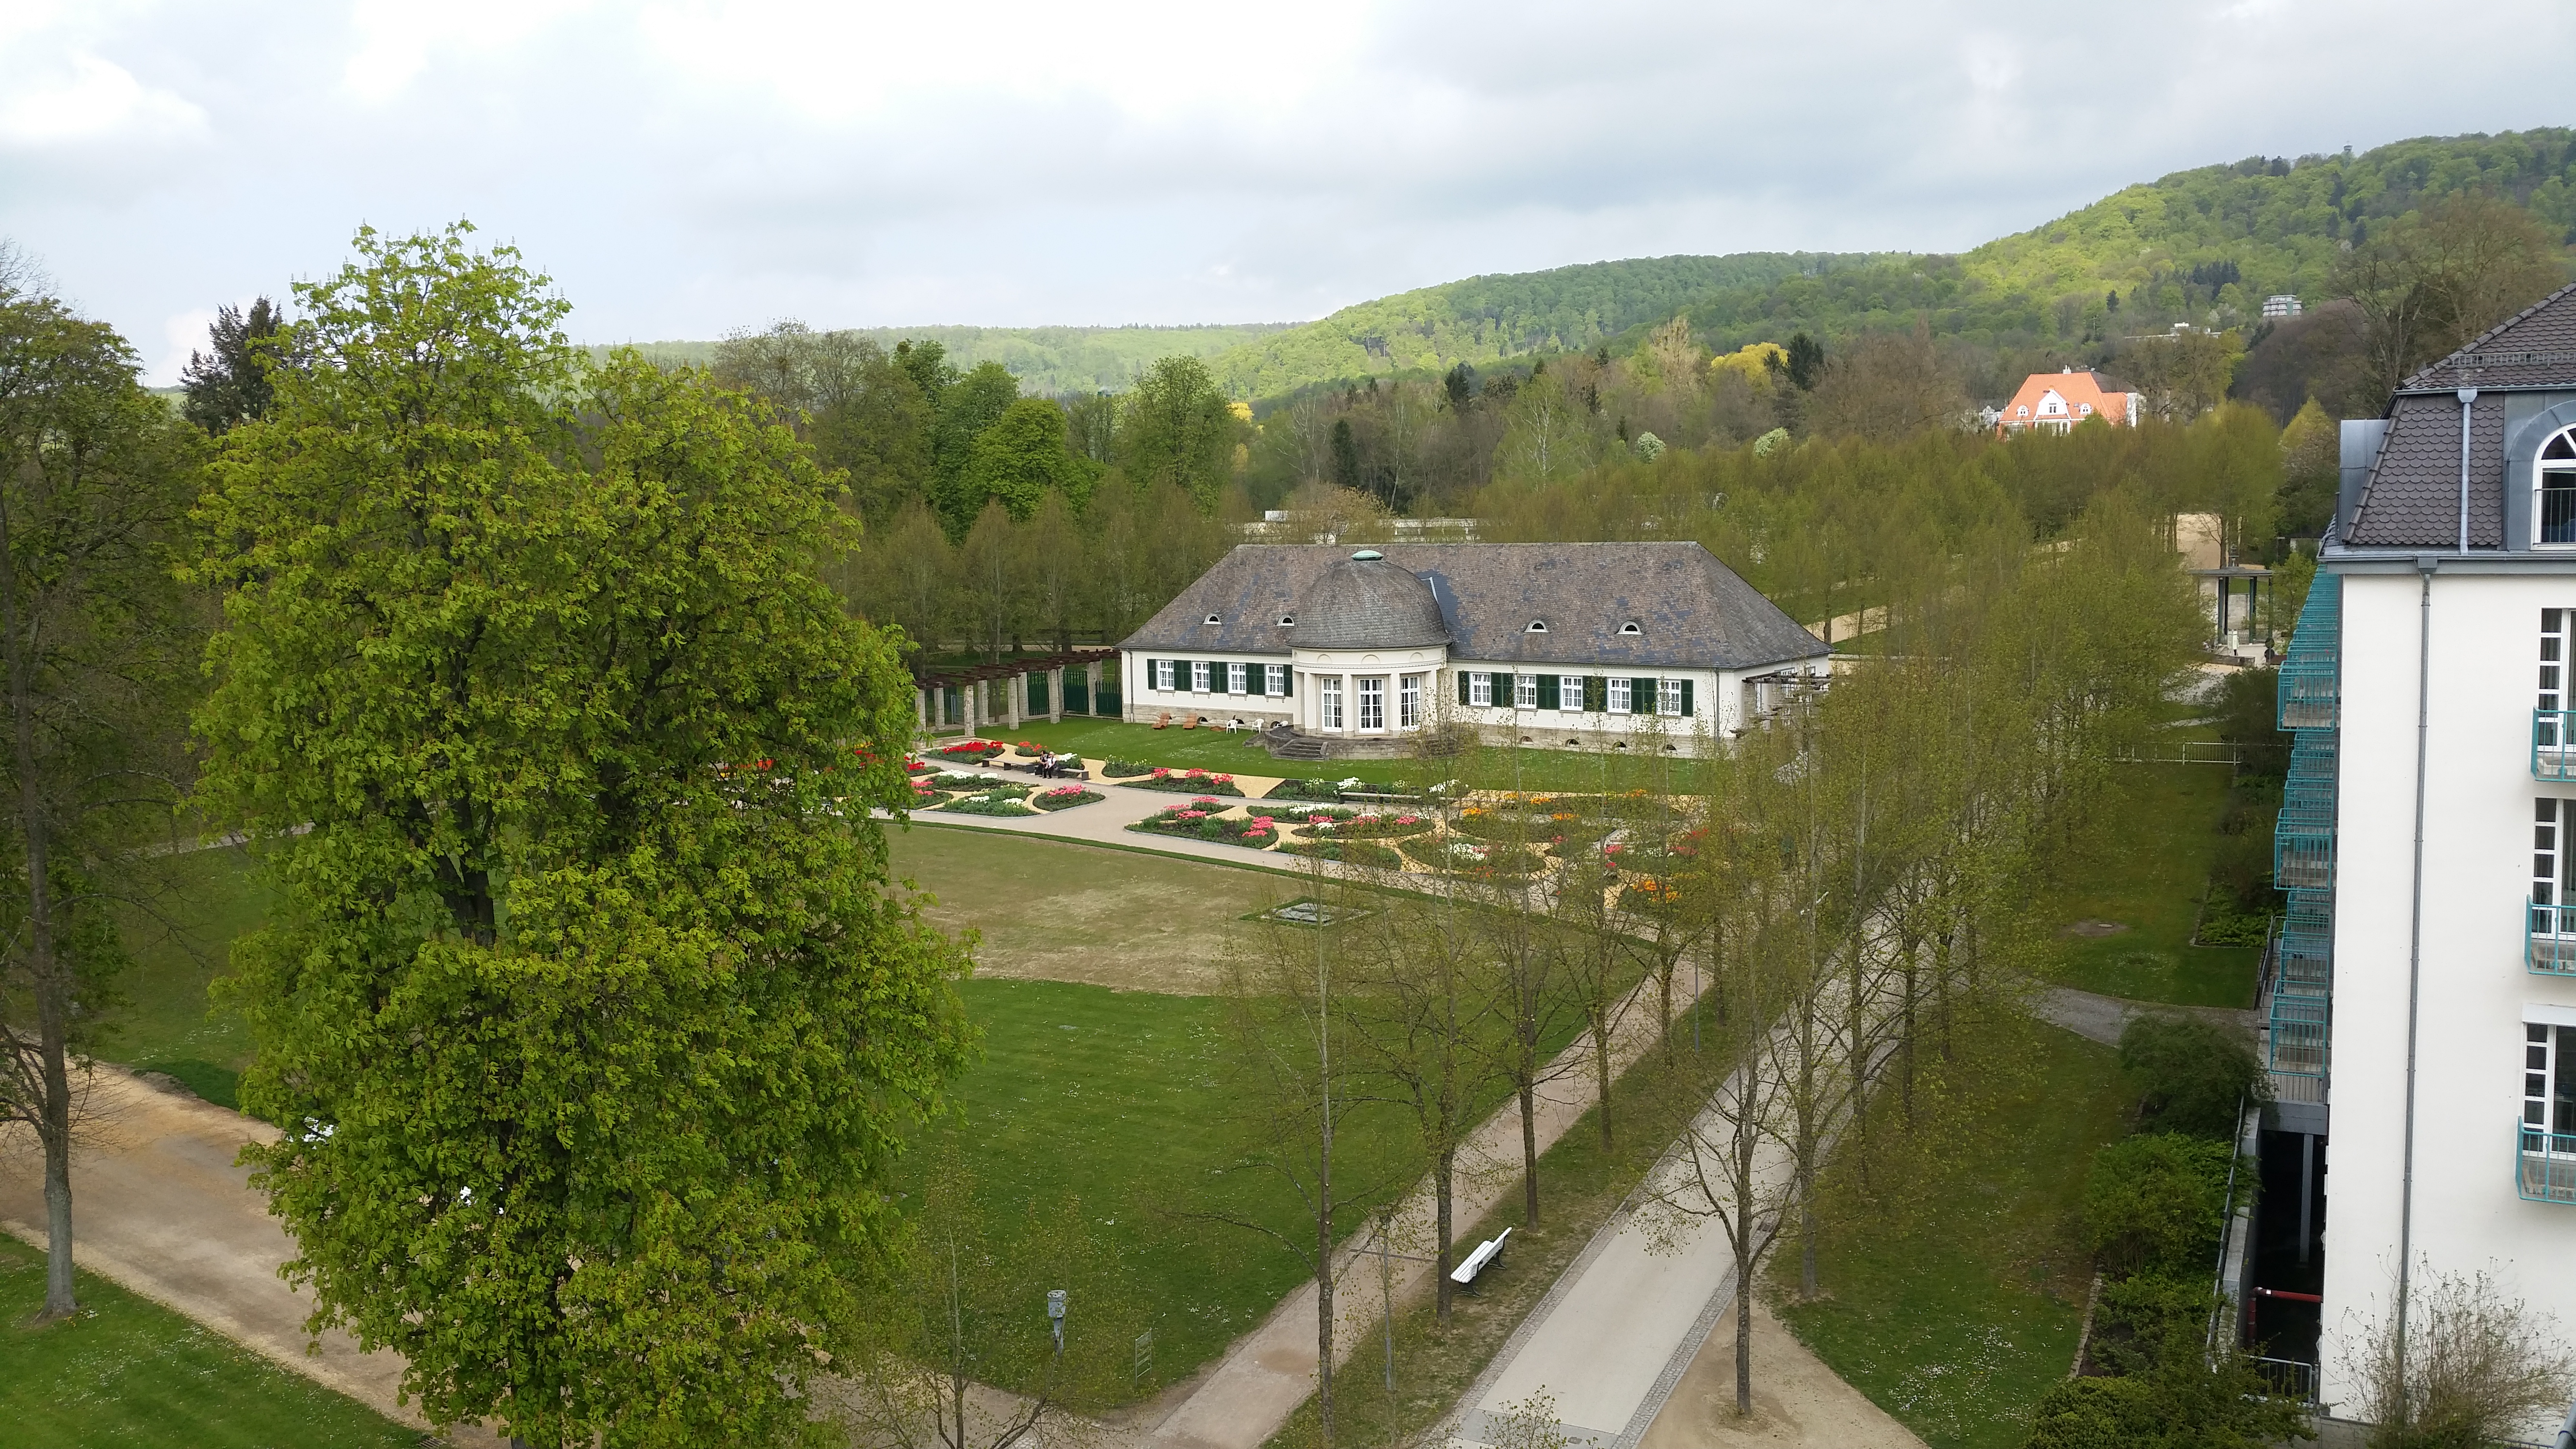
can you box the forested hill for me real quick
[589,322,1285,396]
[1203,252,1887,399]
[1678,129,2576,352]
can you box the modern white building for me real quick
[2288,281,2576,1437]
[1115,543,1829,759]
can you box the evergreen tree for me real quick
[178,297,285,435]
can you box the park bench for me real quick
[1450,1226,1510,1289]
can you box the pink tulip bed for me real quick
[1288,807,1433,841]
[1277,837,1406,870]
[1030,786,1104,812]
[1132,766,1246,798]
[1128,800,1278,847]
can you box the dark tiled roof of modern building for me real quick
[2343,391,2506,547]
[2399,281,2576,393]
[1120,543,1829,670]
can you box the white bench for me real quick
[1450,1226,1511,1288]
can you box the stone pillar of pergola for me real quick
[961,683,977,737]
[1004,673,1022,730]
[1048,665,1064,723]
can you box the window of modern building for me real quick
[1659,678,1685,716]
[1399,674,1421,728]
[1228,662,1249,695]
[1191,660,1211,693]
[1608,676,1631,713]
[1153,659,1176,691]
[1358,677,1385,731]
[1265,664,1288,696]
[2543,429,2576,544]
[1321,677,1343,730]
[1468,671,1493,707]
[2524,1023,2576,1148]
[2538,801,2576,942]
[1559,675,1584,712]
[1515,674,1539,709]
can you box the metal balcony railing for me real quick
[2530,899,2576,975]
[2278,657,2337,730]
[2516,1121,2576,1204]
[2268,990,2328,1077]
[2274,827,2334,889]
[2537,710,2576,781]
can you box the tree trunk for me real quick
[1592,1009,1614,1153]
[1734,1253,1754,1417]
[0,487,76,1321]
[1519,1076,1540,1227]
[1433,1148,1455,1321]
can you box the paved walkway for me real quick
[0,1066,499,1446]
[2031,984,2258,1048]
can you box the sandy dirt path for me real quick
[0,1064,500,1447]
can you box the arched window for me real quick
[2543,429,2576,545]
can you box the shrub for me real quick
[2022,1349,2306,1449]
[2344,1261,2576,1449]
[2118,1015,2265,1139]
[1030,787,1102,811]
[2086,1272,2211,1377]
[1101,757,1152,777]
[2080,1132,2237,1278]
[1278,838,1405,870]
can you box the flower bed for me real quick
[904,759,935,775]
[928,771,1023,794]
[1263,777,1349,803]
[936,739,1007,761]
[1289,808,1433,841]
[1102,757,1153,778]
[1411,838,1546,876]
[907,787,951,809]
[1128,800,1278,848]
[1607,827,1707,874]
[1011,741,1043,757]
[937,792,1040,817]
[1278,838,1406,870]
[1452,803,1608,846]
[1134,767,1245,797]
[1030,786,1103,812]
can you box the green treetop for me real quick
[191,223,974,1449]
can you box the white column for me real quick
[1005,673,1022,730]
[1048,666,1064,723]
[1340,673,1352,735]
[961,683,977,736]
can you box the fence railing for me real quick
[2515,1121,2576,1204]
[2536,710,2576,782]
[2530,899,2576,976]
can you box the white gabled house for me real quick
[1115,542,1829,758]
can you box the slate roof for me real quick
[1295,554,1450,650]
[1120,543,1829,671]
[2341,283,2576,547]
[2341,391,2506,548]
[2399,281,2576,392]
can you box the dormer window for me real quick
[1279,614,1296,627]
[1619,621,1641,636]
[1526,620,1547,633]
[2016,404,2029,418]
[1205,613,1222,625]
[2543,429,2576,545]
[2078,403,2093,416]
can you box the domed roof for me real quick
[1295,550,1449,650]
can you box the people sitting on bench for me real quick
[1450,1226,1510,1289]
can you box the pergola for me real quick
[914,647,1121,737]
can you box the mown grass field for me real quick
[2041,759,2260,1009]
[101,847,268,1111]
[0,1250,417,1449]
[1773,1013,2134,1449]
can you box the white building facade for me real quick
[1117,543,1828,758]
[2302,282,2576,1440]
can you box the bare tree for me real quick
[2344,1260,2576,1449]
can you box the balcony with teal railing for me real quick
[2516,1120,2576,1203]
[2529,898,2576,975]
[2535,710,2576,781]
[2268,987,2328,1078]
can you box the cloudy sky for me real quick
[5,0,2570,384]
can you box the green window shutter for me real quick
[1633,677,1656,714]
[1537,675,1560,710]
[1680,679,1696,717]
[1457,671,1471,705]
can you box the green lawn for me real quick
[101,847,268,1111]
[1775,1013,2134,1449]
[0,1249,417,1449]
[984,717,1714,795]
[2041,761,2259,1009]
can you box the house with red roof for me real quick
[1996,368,2142,435]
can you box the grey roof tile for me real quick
[2346,392,2506,547]
[1121,543,1829,671]
[2400,281,2576,392]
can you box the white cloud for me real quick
[0,0,2567,384]
[0,50,204,147]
